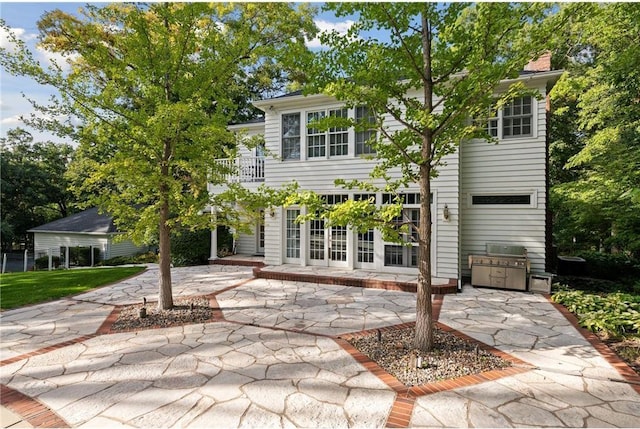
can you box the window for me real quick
[472,195,532,205]
[503,96,532,138]
[285,209,300,258]
[357,229,374,263]
[307,111,326,158]
[384,207,420,268]
[307,108,348,158]
[282,113,300,160]
[309,217,324,260]
[329,108,348,156]
[355,106,376,155]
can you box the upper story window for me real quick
[477,95,534,140]
[355,106,377,155]
[503,96,532,138]
[282,113,301,160]
[307,108,348,158]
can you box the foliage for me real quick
[297,2,565,351]
[549,3,640,257]
[34,255,61,270]
[573,251,640,282]
[0,3,317,309]
[551,289,640,338]
[0,128,76,251]
[554,275,637,295]
[170,228,211,267]
[0,266,145,309]
[100,252,158,266]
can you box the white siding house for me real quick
[29,208,147,265]
[209,69,562,284]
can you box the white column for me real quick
[209,210,218,260]
[65,246,70,269]
[24,249,28,272]
[90,246,94,267]
[48,248,53,271]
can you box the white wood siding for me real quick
[460,83,548,275]
[259,92,460,278]
[33,232,109,259]
[109,239,147,259]
[33,232,145,261]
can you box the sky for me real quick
[0,2,357,145]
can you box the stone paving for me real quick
[1,265,640,428]
[411,287,640,427]
[0,265,254,361]
[217,278,417,337]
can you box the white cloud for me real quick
[0,114,22,126]
[35,46,77,72]
[307,19,356,48]
[0,26,36,52]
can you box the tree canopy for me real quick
[549,3,640,257]
[0,128,75,251]
[297,2,564,350]
[0,3,316,308]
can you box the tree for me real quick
[549,3,640,256]
[300,3,564,351]
[0,3,316,309]
[0,128,75,251]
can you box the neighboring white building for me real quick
[209,67,562,284]
[29,208,147,266]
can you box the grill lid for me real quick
[486,243,527,257]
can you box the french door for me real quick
[308,218,348,267]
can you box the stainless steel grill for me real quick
[469,243,530,291]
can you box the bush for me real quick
[100,251,158,266]
[574,251,640,282]
[553,275,634,294]
[551,289,640,338]
[34,256,60,270]
[170,228,210,266]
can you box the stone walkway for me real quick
[1,265,639,428]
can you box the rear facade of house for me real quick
[209,69,562,285]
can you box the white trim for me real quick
[466,189,538,209]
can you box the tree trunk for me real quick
[414,9,434,352]
[158,139,173,310]
[414,164,434,351]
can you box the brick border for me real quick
[1,385,69,428]
[337,320,532,428]
[254,266,458,295]
[548,298,640,394]
[211,258,265,268]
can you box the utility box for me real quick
[529,273,552,294]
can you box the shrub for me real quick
[551,288,640,338]
[34,255,61,270]
[574,251,640,282]
[100,251,158,266]
[170,228,210,266]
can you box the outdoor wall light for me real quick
[443,204,450,221]
[269,208,275,217]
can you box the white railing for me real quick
[216,156,265,183]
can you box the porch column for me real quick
[209,209,218,261]
[65,246,70,269]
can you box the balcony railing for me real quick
[216,156,265,183]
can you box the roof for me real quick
[228,116,265,126]
[28,207,118,234]
[256,70,561,103]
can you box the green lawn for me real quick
[0,266,146,310]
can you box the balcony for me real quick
[216,156,265,183]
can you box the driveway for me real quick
[1,265,639,428]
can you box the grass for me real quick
[0,266,146,310]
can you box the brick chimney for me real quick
[524,51,552,72]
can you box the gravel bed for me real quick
[110,297,214,331]
[347,326,511,386]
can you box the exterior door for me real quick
[308,220,348,267]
